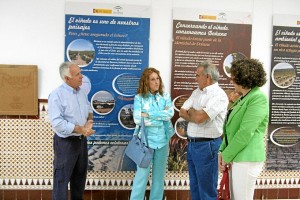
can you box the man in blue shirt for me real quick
[48,62,95,200]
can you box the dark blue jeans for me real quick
[187,137,221,200]
[52,134,88,200]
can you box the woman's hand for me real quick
[218,153,231,172]
[141,112,149,118]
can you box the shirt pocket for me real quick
[61,100,75,117]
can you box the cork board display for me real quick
[0,65,38,115]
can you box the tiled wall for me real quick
[0,100,300,200]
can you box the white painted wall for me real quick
[0,0,299,98]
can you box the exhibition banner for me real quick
[266,14,300,170]
[169,8,252,171]
[65,2,150,171]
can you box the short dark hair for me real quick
[230,58,267,89]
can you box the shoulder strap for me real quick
[140,117,150,147]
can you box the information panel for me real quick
[266,14,300,171]
[65,2,150,171]
[169,8,252,171]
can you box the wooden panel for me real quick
[3,190,17,200]
[278,188,289,199]
[267,189,279,199]
[0,65,38,115]
[254,188,263,199]
[116,190,130,200]
[83,190,92,200]
[28,190,41,199]
[92,190,104,200]
[0,190,3,200]
[16,190,28,200]
[176,190,191,200]
[41,190,52,200]
[289,188,300,199]
[165,190,177,199]
[0,188,297,199]
[103,190,117,200]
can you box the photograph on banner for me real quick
[170,8,252,171]
[266,14,300,171]
[65,2,150,171]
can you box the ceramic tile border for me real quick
[0,101,299,190]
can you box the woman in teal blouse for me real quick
[218,58,269,200]
[130,67,174,200]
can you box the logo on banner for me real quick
[218,12,227,21]
[93,9,112,14]
[113,6,123,15]
[199,15,217,20]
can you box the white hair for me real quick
[59,62,72,81]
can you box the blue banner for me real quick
[65,13,150,171]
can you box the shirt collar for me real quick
[62,82,80,94]
[148,91,160,97]
[199,82,219,93]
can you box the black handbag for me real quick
[125,117,154,168]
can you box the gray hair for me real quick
[197,60,219,82]
[59,62,72,81]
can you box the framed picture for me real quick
[0,65,38,115]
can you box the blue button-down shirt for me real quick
[48,83,92,138]
[133,92,174,149]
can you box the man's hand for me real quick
[84,120,93,129]
[179,108,191,122]
[189,108,208,124]
[82,127,95,137]
[74,120,95,137]
[83,120,95,136]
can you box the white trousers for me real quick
[230,162,264,200]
